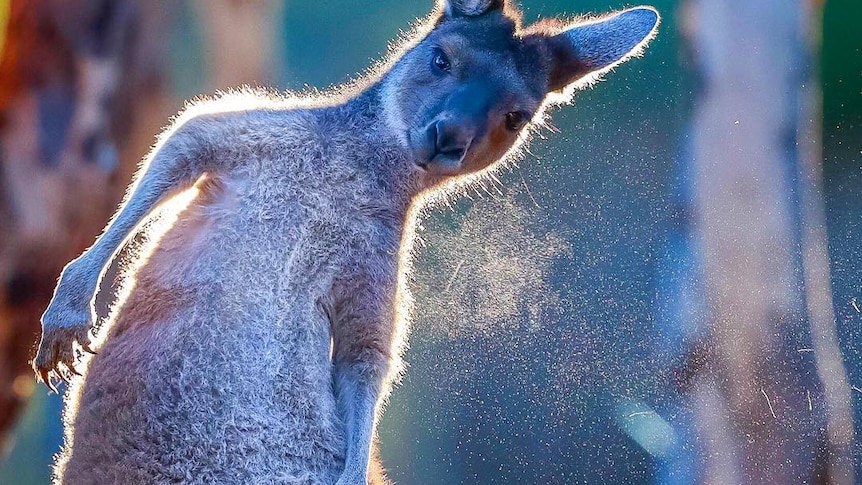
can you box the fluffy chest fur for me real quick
[99,109,406,385]
[206,107,407,301]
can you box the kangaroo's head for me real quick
[381,0,659,180]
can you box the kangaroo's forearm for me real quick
[33,114,221,388]
[333,353,389,485]
[62,169,193,307]
[329,262,398,484]
[51,116,213,312]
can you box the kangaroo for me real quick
[33,1,659,483]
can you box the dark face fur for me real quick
[381,0,659,178]
[387,13,545,176]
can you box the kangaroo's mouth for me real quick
[415,148,467,176]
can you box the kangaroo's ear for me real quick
[544,7,659,92]
[440,0,504,18]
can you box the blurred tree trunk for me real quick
[0,0,177,453]
[681,0,854,482]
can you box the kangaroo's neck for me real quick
[323,83,431,218]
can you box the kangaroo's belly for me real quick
[60,293,345,484]
[58,201,346,484]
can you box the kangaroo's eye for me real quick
[505,111,528,131]
[432,50,451,72]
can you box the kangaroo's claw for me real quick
[81,341,97,355]
[38,368,58,394]
[34,306,94,392]
[67,361,83,376]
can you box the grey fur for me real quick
[34,2,659,484]
[443,0,503,17]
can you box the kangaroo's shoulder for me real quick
[160,88,326,154]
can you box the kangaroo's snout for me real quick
[416,118,475,174]
[434,119,472,158]
[415,81,495,175]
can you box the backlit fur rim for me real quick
[523,6,661,102]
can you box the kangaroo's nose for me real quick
[434,120,471,158]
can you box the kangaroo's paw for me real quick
[33,304,95,393]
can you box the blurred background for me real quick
[0,0,859,483]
